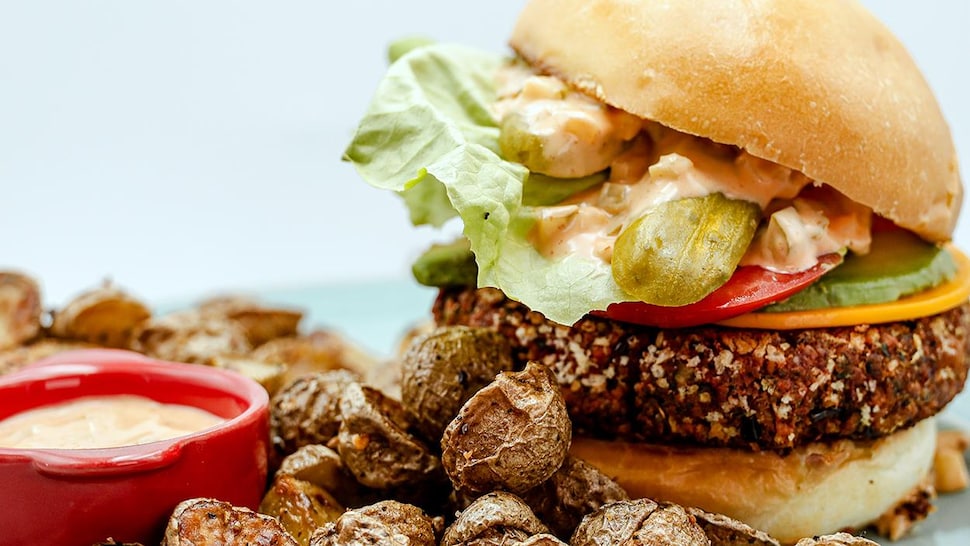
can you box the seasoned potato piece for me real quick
[162,498,297,546]
[518,535,569,546]
[337,382,444,490]
[270,370,360,460]
[519,455,629,539]
[401,325,516,442]
[277,444,361,499]
[132,311,251,364]
[211,354,286,394]
[0,271,42,351]
[253,330,378,386]
[50,282,150,348]
[686,507,780,546]
[198,295,303,347]
[0,338,96,376]
[275,444,409,511]
[309,500,438,546]
[441,491,549,546]
[441,362,571,496]
[259,474,345,546]
[571,499,710,546]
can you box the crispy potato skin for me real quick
[441,362,571,496]
[51,284,151,348]
[0,338,95,376]
[434,287,970,450]
[197,296,303,347]
[259,475,344,546]
[309,500,438,546]
[162,498,297,546]
[0,272,42,351]
[269,370,360,460]
[570,499,710,546]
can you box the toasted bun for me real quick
[510,0,962,242]
[570,418,936,544]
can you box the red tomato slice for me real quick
[595,253,842,328]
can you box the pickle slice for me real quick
[498,111,628,179]
[612,194,760,306]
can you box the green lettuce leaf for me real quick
[343,43,631,325]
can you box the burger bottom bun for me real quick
[571,418,937,543]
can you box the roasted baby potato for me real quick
[253,330,378,386]
[337,382,444,490]
[50,282,150,348]
[441,491,549,546]
[276,444,361,502]
[570,499,709,546]
[259,474,345,546]
[270,370,360,460]
[0,338,96,376]
[210,354,287,394]
[162,498,297,546]
[309,500,439,546]
[0,271,42,351]
[198,295,303,347]
[400,325,515,442]
[441,362,571,496]
[132,310,251,364]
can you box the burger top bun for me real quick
[509,0,962,242]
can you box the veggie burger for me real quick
[345,0,969,541]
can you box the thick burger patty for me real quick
[433,287,970,451]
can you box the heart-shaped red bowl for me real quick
[0,349,270,546]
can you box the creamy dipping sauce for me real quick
[0,395,225,449]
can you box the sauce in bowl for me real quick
[0,394,225,449]
[0,349,271,546]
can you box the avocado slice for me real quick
[764,229,957,312]
[412,238,478,287]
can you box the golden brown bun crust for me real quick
[570,418,937,544]
[510,0,962,242]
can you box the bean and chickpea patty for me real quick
[434,286,970,451]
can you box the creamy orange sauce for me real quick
[494,64,642,178]
[0,395,225,449]
[495,67,874,272]
[741,186,872,272]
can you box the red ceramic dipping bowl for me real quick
[0,349,270,546]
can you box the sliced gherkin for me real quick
[612,194,760,306]
[498,112,627,179]
[499,112,559,175]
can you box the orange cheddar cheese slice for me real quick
[718,245,970,330]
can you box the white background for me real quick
[1,1,968,308]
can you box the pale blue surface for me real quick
[258,279,438,358]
